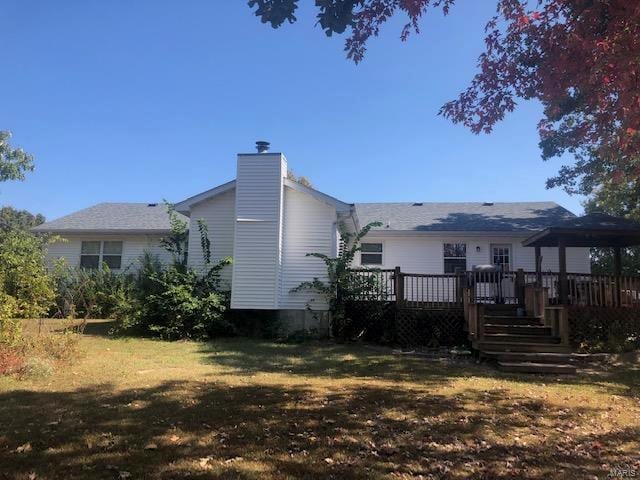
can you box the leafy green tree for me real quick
[0,229,55,319]
[0,206,45,232]
[159,203,189,268]
[286,169,313,188]
[249,1,640,206]
[292,221,382,336]
[584,178,640,275]
[0,131,34,182]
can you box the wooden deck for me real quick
[344,268,640,372]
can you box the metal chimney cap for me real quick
[256,141,270,153]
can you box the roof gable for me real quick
[173,180,236,215]
[174,178,353,215]
[283,178,353,213]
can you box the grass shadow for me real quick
[197,339,640,397]
[1,378,637,479]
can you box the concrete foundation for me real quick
[276,309,331,337]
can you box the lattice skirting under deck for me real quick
[341,300,466,347]
[568,306,640,350]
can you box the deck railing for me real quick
[345,268,640,309]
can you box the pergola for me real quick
[522,212,640,305]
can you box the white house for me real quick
[33,142,590,329]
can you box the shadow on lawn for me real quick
[1,378,637,479]
[198,339,640,397]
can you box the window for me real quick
[491,244,511,271]
[444,243,466,273]
[361,243,383,265]
[80,241,101,269]
[80,241,123,270]
[102,241,123,269]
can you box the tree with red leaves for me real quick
[249,0,640,196]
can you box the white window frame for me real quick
[491,244,513,272]
[80,240,123,270]
[443,243,467,273]
[360,242,383,266]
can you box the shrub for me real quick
[117,266,232,340]
[19,357,54,379]
[0,292,22,346]
[52,261,134,319]
[0,344,25,375]
[0,229,54,319]
[115,214,233,340]
[29,330,82,362]
[0,317,22,347]
[291,221,382,339]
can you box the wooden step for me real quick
[474,341,571,353]
[484,305,521,313]
[497,361,576,374]
[482,351,573,364]
[484,325,551,335]
[483,333,560,344]
[483,315,541,326]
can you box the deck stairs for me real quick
[473,304,576,374]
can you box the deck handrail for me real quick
[344,268,640,308]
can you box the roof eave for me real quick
[523,227,640,247]
[30,228,172,235]
[174,180,236,214]
[366,229,542,237]
[283,178,352,213]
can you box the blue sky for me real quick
[1,1,585,220]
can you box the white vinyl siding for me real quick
[279,187,337,310]
[353,234,591,274]
[186,188,236,288]
[231,154,287,309]
[45,234,174,272]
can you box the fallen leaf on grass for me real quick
[224,456,243,464]
[15,442,32,453]
[379,444,399,456]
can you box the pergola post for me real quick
[558,239,568,305]
[535,246,542,287]
[613,247,622,276]
[613,246,622,306]
[522,212,640,309]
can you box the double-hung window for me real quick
[80,241,123,270]
[443,243,466,273]
[360,243,383,265]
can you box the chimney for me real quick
[256,140,270,154]
[231,146,287,310]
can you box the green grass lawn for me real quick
[0,320,638,479]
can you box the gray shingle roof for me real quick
[523,212,640,248]
[547,212,640,231]
[355,202,575,232]
[31,203,187,233]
